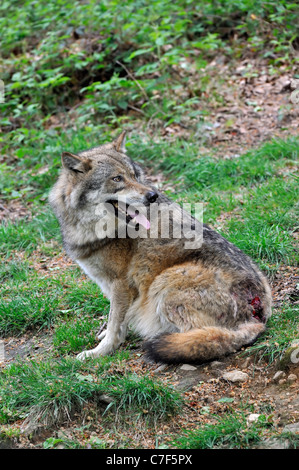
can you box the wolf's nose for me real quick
[145,190,158,203]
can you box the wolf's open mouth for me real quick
[107,200,150,230]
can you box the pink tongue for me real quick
[135,213,150,230]
[128,209,150,230]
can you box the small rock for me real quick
[20,420,42,437]
[203,396,212,404]
[287,373,297,383]
[180,364,197,371]
[153,364,168,374]
[256,438,290,449]
[210,361,225,369]
[272,371,286,383]
[247,413,260,425]
[207,378,219,383]
[240,357,251,369]
[278,341,299,370]
[283,422,299,435]
[279,379,287,385]
[222,370,249,383]
[98,394,114,404]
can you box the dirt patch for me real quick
[1,299,298,449]
[0,199,32,224]
[271,265,299,307]
[2,332,53,363]
[30,250,77,278]
[158,57,299,159]
[3,344,297,449]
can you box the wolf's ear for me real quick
[112,131,127,153]
[62,152,91,173]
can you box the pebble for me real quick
[278,379,287,385]
[287,373,297,383]
[283,422,299,435]
[210,361,225,369]
[247,413,260,425]
[256,438,290,449]
[279,341,299,370]
[272,371,286,383]
[180,364,197,371]
[222,370,249,383]
[153,364,168,374]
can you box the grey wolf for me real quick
[49,131,272,363]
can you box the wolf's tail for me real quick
[144,322,265,364]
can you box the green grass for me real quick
[1,0,297,141]
[0,356,183,427]
[132,135,298,194]
[221,173,298,268]
[52,279,110,354]
[243,303,299,364]
[0,261,109,340]
[226,222,296,266]
[0,260,30,282]
[106,374,183,422]
[0,260,61,335]
[53,316,106,355]
[171,410,271,449]
[0,209,60,255]
[0,356,117,425]
[0,293,60,337]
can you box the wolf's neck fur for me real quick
[58,205,115,259]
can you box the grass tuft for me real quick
[243,303,299,364]
[0,357,182,428]
[171,410,271,449]
[0,210,60,255]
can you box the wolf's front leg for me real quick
[76,282,131,361]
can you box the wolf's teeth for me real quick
[131,217,136,224]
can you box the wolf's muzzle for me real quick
[145,190,158,203]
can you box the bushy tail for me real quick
[144,322,265,364]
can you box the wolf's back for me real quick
[144,322,265,364]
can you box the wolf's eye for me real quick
[112,176,122,182]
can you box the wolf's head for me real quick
[49,132,159,237]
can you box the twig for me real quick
[127,104,146,115]
[115,60,149,101]
[97,321,107,337]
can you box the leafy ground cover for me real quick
[0,0,298,449]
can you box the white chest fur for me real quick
[76,259,112,299]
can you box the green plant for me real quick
[53,316,105,355]
[243,303,299,364]
[1,0,297,141]
[0,210,60,255]
[171,410,270,449]
[106,374,183,423]
[0,357,182,427]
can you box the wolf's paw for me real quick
[76,349,94,361]
[76,340,114,361]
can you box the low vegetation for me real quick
[0,0,298,449]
